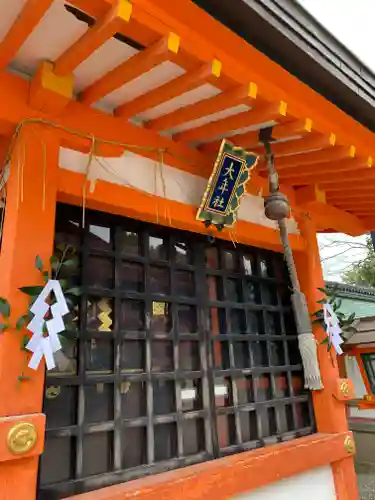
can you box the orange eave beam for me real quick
[200,118,312,155]
[128,0,375,160]
[53,0,132,76]
[79,32,181,105]
[0,0,54,70]
[0,70,364,236]
[58,168,305,252]
[328,191,375,201]
[277,157,373,182]
[320,180,375,192]
[69,0,375,163]
[295,186,365,236]
[147,82,258,132]
[252,132,336,157]
[175,101,287,143]
[333,200,375,209]
[306,168,375,186]
[115,59,223,119]
[260,145,356,170]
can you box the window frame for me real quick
[38,204,314,498]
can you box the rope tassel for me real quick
[292,291,323,390]
[259,128,323,391]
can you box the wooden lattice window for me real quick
[38,203,315,498]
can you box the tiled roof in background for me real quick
[326,281,375,318]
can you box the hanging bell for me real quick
[264,191,290,221]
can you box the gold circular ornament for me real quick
[344,436,356,455]
[46,386,61,399]
[7,422,38,455]
[340,380,349,397]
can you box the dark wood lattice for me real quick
[38,203,315,498]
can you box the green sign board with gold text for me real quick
[196,139,258,230]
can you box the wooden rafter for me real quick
[303,203,364,235]
[80,31,180,105]
[115,59,222,119]
[277,157,372,182]
[349,211,375,216]
[146,82,258,132]
[54,0,132,76]
[328,193,375,203]
[0,0,55,70]
[334,202,375,210]
[301,168,375,187]
[258,145,356,170]
[294,185,365,235]
[319,179,375,192]
[199,118,312,155]
[70,0,375,166]
[174,101,287,143]
[252,132,336,157]
[328,194,375,203]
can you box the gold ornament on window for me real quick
[152,301,166,316]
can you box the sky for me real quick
[296,0,373,282]
[298,0,375,70]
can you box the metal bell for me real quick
[264,192,290,221]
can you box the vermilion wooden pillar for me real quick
[295,215,359,500]
[0,124,59,500]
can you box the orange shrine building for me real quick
[0,0,373,499]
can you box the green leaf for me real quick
[321,337,329,344]
[317,287,328,295]
[50,255,59,272]
[316,299,326,304]
[62,258,77,268]
[43,270,50,284]
[56,243,67,252]
[35,255,43,272]
[59,279,68,290]
[311,309,323,317]
[16,313,29,330]
[0,298,11,318]
[0,323,9,332]
[21,334,29,349]
[19,286,44,296]
[65,287,82,297]
[16,316,27,330]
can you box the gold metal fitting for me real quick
[45,386,61,399]
[340,380,350,397]
[7,422,38,455]
[344,436,356,455]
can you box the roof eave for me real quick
[193,0,375,133]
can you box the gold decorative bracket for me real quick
[333,378,355,401]
[344,435,356,455]
[0,414,45,462]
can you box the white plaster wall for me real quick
[346,356,375,419]
[230,466,335,500]
[58,148,299,234]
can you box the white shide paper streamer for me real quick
[26,280,69,370]
[323,303,344,355]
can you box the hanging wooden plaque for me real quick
[196,139,258,229]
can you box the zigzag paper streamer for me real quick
[98,298,112,331]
